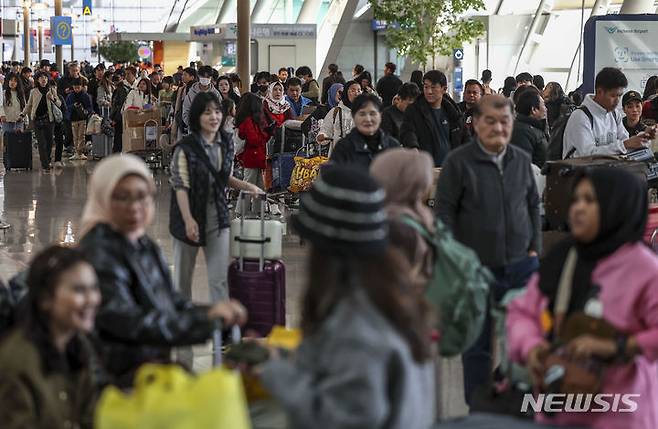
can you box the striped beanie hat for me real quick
[291,165,389,256]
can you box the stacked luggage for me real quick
[268,120,306,193]
[228,192,286,337]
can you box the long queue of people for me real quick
[0,57,656,429]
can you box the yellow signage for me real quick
[83,6,91,15]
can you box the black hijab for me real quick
[341,80,360,110]
[539,167,648,315]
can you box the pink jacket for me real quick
[507,242,658,429]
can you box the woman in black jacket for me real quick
[543,81,573,131]
[330,94,400,169]
[77,153,246,387]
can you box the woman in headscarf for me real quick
[371,148,435,292]
[78,154,247,387]
[263,81,291,128]
[507,168,658,429]
[317,80,362,153]
[327,83,343,109]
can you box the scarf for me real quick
[264,82,290,115]
[80,154,156,238]
[328,83,343,109]
[538,167,647,316]
[342,80,360,110]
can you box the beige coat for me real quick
[21,86,62,122]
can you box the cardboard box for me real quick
[122,125,161,153]
[122,108,160,129]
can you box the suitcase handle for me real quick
[238,191,268,271]
[212,321,241,367]
[233,237,271,244]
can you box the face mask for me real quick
[259,85,269,93]
[199,77,211,86]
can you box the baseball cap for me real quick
[622,90,642,106]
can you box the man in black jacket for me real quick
[110,67,137,153]
[400,70,467,166]
[375,62,403,107]
[87,64,105,113]
[510,88,549,167]
[381,82,420,140]
[436,95,541,405]
[457,79,483,139]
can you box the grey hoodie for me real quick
[182,82,221,129]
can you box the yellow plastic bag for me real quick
[95,364,251,429]
[288,156,328,193]
[243,327,302,402]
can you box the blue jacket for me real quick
[65,91,93,122]
[286,95,312,118]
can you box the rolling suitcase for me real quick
[543,156,648,230]
[229,192,286,337]
[4,131,33,171]
[91,133,112,159]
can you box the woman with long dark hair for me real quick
[122,77,157,111]
[507,168,658,429]
[20,71,62,170]
[0,72,27,134]
[256,166,435,428]
[0,246,100,428]
[642,75,657,101]
[410,70,423,89]
[217,75,240,105]
[543,81,573,130]
[501,76,517,98]
[236,92,273,188]
[317,80,362,153]
[97,71,114,112]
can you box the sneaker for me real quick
[79,154,88,160]
[53,161,63,168]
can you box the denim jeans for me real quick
[462,255,540,405]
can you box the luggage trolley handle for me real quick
[238,191,268,271]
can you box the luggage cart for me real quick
[130,119,163,170]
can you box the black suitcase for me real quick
[271,121,304,154]
[4,131,33,171]
[543,156,647,230]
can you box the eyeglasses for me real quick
[111,193,153,206]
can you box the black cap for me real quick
[622,90,642,106]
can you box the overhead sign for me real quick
[191,23,317,41]
[453,48,464,61]
[190,24,237,41]
[82,0,92,16]
[51,16,72,46]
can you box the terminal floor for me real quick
[0,154,468,419]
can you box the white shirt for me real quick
[563,94,630,158]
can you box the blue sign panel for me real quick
[454,67,464,91]
[453,48,464,61]
[83,0,92,16]
[51,16,73,46]
[372,19,387,31]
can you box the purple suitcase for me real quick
[228,192,286,337]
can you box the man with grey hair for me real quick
[436,94,541,405]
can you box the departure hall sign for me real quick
[190,24,316,42]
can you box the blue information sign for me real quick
[51,16,73,46]
[453,48,464,61]
[454,67,464,92]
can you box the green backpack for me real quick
[401,216,492,357]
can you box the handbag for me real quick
[50,100,63,123]
[233,127,245,155]
[542,248,603,395]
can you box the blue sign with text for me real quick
[51,16,73,46]
[454,67,463,91]
[83,0,92,16]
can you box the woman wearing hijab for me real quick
[78,154,247,387]
[329,94,400,169]
[327,83,343,109]
[507,168,658,429]
[370,148,435,292]
[263,81,292,128]
[317,80,362,153]
[255,165,435,429]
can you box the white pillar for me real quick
[297,0,321,24]
[620,0,654,13]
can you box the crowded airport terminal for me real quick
[0,0,657,427]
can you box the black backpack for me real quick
[547,106,593,160]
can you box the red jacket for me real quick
[237,116,270,169]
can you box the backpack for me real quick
[547,106,593,161]
[401,216,492,357]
